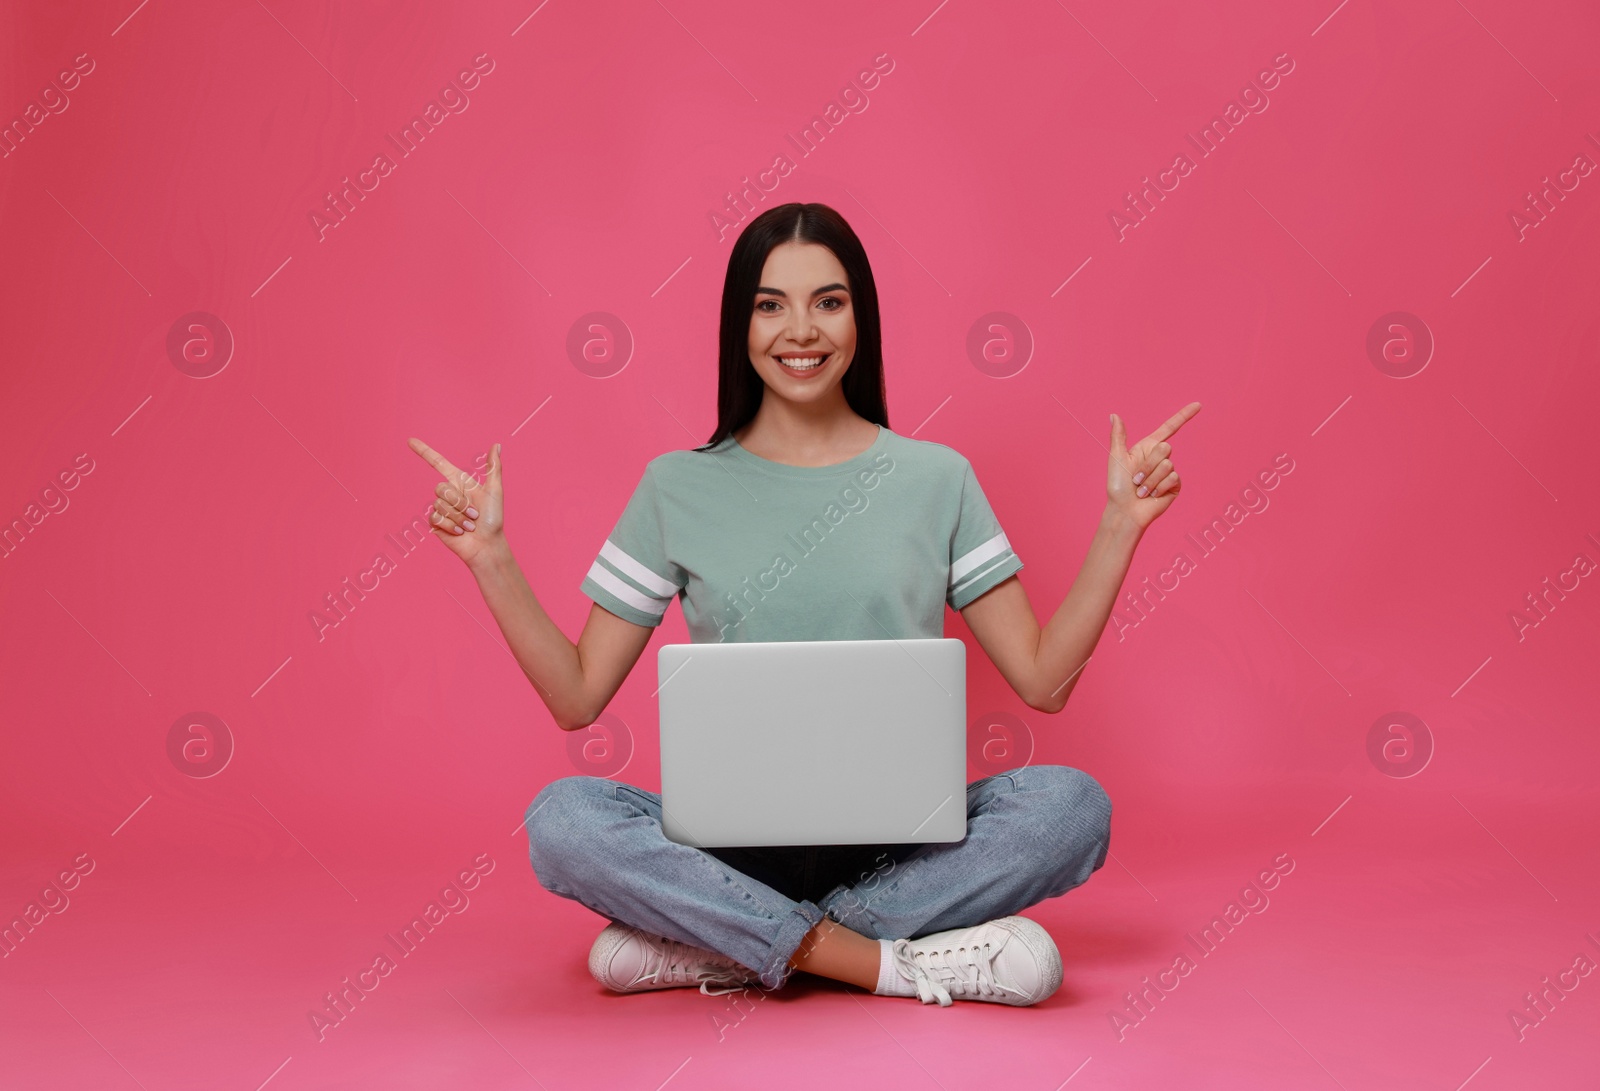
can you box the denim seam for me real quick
[612,782,794,924]
[821,886,879,938]
[698,852,788,923]
[819,860,905,933]
[610,780,813,983]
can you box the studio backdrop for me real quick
[2,1,1597,1088]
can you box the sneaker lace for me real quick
[638,934,755,996]
[891,936,1022,1006]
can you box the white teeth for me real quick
[779,355,827,370]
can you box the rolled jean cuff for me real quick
[758,899,827,990]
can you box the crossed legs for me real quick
[524,764,1112,992]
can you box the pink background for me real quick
[3,1,1599,1088]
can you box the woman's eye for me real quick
[757,297,843,312]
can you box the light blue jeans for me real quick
[524,764,1112,990]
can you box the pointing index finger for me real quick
[1143,401,1203,446]
[408,437,469,484]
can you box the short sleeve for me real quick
[579,463,686,627]
[947,460,1024,610]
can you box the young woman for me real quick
[409,202,1199,1008]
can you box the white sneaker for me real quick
[885,916,1062,1007]
[588,922,761,996]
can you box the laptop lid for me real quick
[657,638,967,848]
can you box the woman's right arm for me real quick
[409,437,653,732]
[467,544,653,731]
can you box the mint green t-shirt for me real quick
[579,426,1024,643]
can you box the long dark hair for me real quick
[696,202,889,451]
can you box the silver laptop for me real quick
[657,638,968,848]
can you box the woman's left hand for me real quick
[1107,402,1202,530]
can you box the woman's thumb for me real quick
[1109,412,1125,453]
[490,442,502,485]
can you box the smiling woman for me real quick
[412,200,1199,1011]
[702,208,887,468]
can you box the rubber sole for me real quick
[991,916,1063,1005]
[587,922,638,990]
[587,922,759,994]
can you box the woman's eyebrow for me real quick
[754,283,850,298]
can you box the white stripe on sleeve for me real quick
[950,531,1012,589]
[585,560,671,618]
[599,539,679,598]
[951,557,1016,599]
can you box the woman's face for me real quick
[746,241,857,406]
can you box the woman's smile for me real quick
[774,351,831,378]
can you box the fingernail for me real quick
[1133,472,1144,485]
[466,507,478,520]
[452,525,464,534]
[463,520,475,531]
[1137,486,1148,497]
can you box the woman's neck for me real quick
[732,400,879,467]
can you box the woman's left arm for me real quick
[960,402,1202,714]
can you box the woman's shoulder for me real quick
[877,428,972,472]
[634,443,733,494]
[646,440,731,473]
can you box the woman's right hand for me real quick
[407,437,505,567]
